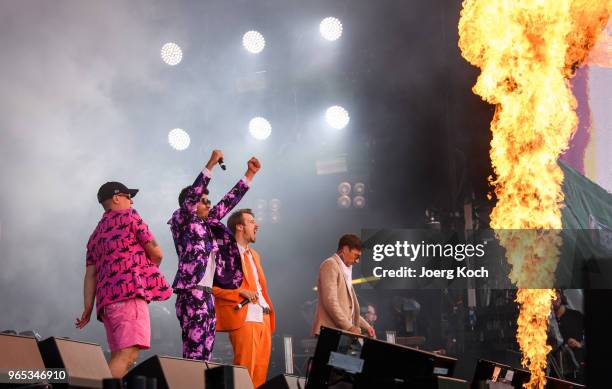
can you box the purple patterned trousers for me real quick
[175,289,216,361]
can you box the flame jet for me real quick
[458,1,609,387]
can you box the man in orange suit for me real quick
[213,209,274,388]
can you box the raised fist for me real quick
[210,149,224,164]
[247,157,261,174]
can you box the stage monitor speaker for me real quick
[472,359,584,389]
[125,355,253,389]
[125,355,205,389]
[0,333,46,370]
[259,374,306,389]
[205,363,253,389]
[37,336,111,388]
[435,376,469,389]
[355,336,458,389]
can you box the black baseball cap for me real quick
[97,181,139,203]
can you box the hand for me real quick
[366,325,376,339]
[247,157,261,174]
[348,325,361,335]
[239,289,258,303]
[75,306,93,329]
[206,150,224,170]
[567,338,582,348]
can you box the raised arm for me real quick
[208,157,261,221]
[182,150,224,214]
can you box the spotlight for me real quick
[249,117,272,140]
[354,182,366,195]
[337,182,351,196]
[270,212,281,224]
[161,42,183,66]
[168,128,190,151]
[320,17,343,41]
[325,106,350,129]
[337,195,352,209]
[353,196,366,209]
[269,199,281,212]
[256,199,267,211]
[242,31,266,54]
[256,213,266,224]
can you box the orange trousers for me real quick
[228,315,271,388]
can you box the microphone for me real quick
[235,297,250,310]
[218,158,226,170]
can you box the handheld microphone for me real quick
[235,297,250,310]
[218,158,226,170]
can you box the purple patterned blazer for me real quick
[169,170,246,292]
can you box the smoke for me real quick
[0,0,476,374]
[0,1,174,340]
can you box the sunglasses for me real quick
[200,198,211,206]
[115,193,131,199]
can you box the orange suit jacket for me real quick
[213,247,275,333]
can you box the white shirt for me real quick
[197,246,219,289]
[238,243,269,323]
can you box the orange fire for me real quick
[458,1,609,388]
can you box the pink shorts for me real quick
[102,298,150,352]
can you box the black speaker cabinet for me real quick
[0,333,47,388]
[0,333,46,370]
[259,374,306,389]
[38,336,111,388]
[125,355,253,389]
[204,363,253,389]
[436,376,469,389]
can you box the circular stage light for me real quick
[337,195,352,209]
[242,31,266,54]
[249,117,272,140]
[161,42,183,65]
[168,128,190,151]
[256,199,268,211]
[326,106,350,129]
[354,182,366,195]
[320,17,343,41]
[353,196,366,209]
[269,199,281,212]
[338,182,352,196]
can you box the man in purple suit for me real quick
[168,149,260,361]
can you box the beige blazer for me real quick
[311,255,369,336]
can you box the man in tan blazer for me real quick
[311,234,375,337]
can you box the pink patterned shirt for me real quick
[86,208,172,320]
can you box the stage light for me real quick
[337,195,352,209]
[270,212,281,224]
[320,17,343,41]
[325,106,350,129]
[337,182,351,196]
[249,117,272,140]
[161,42,183,65]
[168,128,190,151]
[353,195,366,209]
[269,199,281,212]
[256,199,267,211]
[354,182,365,195]
[242,31,266,54]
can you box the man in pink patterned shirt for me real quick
[76,182,173,378]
